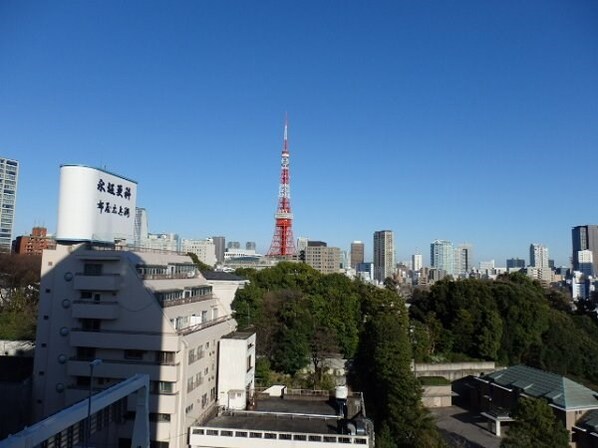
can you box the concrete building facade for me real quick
[32,243,240,448]
[182,238,217,267]
[305,245,341,275]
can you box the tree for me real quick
[501,397,569,448]
[186,252,213,271]
[353,295,443,447]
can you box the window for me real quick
[80,291,93,299]
[83,263,103,275]
[151,381,174,394]
[188,349,196,364]
[124,350,145,360]
[247,355,253,372]
[81,319,101,331]
[201,393,208,408]
[77,347,96,360]
[155,351,175,365]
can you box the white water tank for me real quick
[335,385,348,400]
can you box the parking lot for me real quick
[432,406,502,448]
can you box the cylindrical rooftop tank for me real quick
[335,385,348,400]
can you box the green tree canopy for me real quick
[501,397,569,448]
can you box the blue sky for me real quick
[2,0,597,266]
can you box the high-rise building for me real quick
[133,207,149,246]
[572,225,598,276]
[212,236,225,264]
[454,244,473,276]
[431,240,454,276]
[0,157,18,252]
[245,241,256,251]
[529,243,549,268]
[411,253,423,271]
[350,241,365,269]
[507,258,526,269]
[373,230,395,282]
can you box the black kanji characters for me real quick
[116,185,123,197]
[97,200,104,213]
[124,187,131,200]
[97,179,106,192]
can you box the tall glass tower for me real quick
[0,158,18,252]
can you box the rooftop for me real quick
[202,271,246,281]
[201,389,366,435]
[483,365,598,410]
[223,331,255,340]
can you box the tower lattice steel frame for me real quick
[266,116,296,257]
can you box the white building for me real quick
[529,243,549,268]
[32,165,247,448]
[217,332,256,410]
[32,244,240,447]
[143,232,181,252]
[182,238,217,267]
[411,253,423,272]
[578,250,594,277]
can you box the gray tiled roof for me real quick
[484,365,598,410]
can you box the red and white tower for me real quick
[266,116,296,257]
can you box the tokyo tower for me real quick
[266,116,296,257]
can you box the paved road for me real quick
[432,406,502,448]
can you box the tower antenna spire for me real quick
[266,115,296,257]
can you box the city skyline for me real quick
[3,1,598,265]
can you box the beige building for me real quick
[305,245,341,274]
[32,242,242,448]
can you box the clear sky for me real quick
[2,0,597,266]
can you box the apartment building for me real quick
[32,242,238,447]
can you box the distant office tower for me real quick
[529,244,549,268]
[373,230,395,282]
[577,250,594,277]
[572,225,598,276]
[246,241,256,251]
[0,157,18,252]
[411,253,423,271]
[182,238,217,266]
[305,244,341,274]
[454,244,473,275]
[14,226,56,255]
[212,236,225,263]
[356,262,375,282]
[350,241,365,268]
[507,258,526,269]
[133,207,149,246]
[227,241,241,250]
[431,240,454,276]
